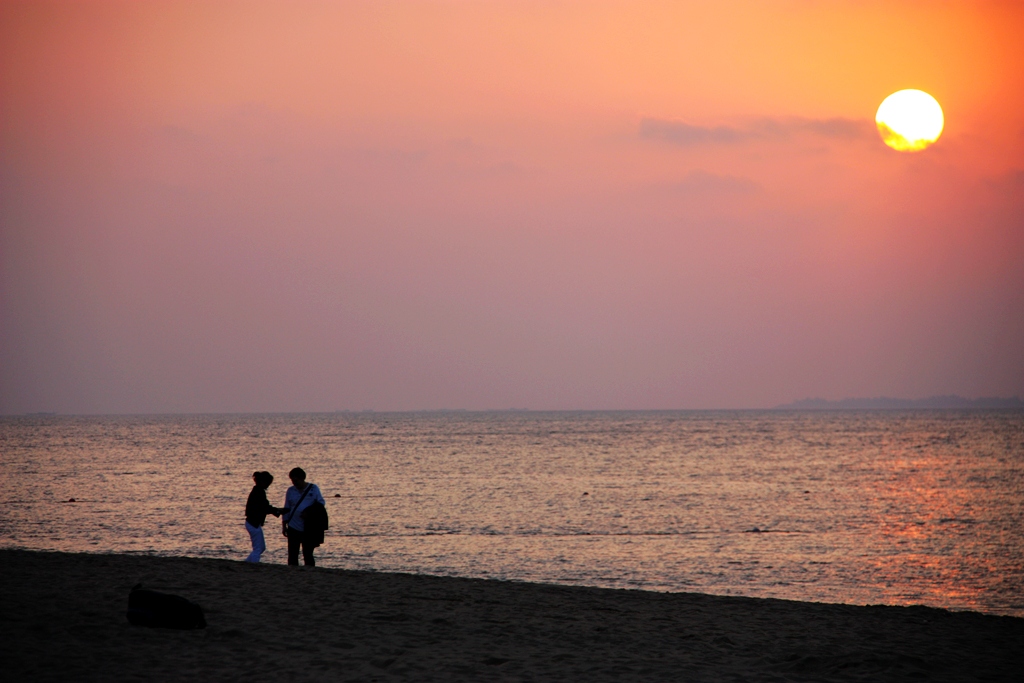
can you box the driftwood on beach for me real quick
[1,549,1021,682]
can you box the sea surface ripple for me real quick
[1,410,1021,616]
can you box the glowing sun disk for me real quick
[876,89,944,152]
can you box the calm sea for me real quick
[1,411,1022,616]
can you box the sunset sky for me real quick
[2,0,1022,413]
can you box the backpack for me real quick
[126,585,207,629]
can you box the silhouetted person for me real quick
[244,471,286,563]
[282,467,326,566]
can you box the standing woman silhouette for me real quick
[244,471,286,563]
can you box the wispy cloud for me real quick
[669,170,758,195]
[156,124,205,145]
[640,116,872,146]
[639,120,748,145]
[986,168,1024,198]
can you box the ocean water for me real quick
[1,411,1022,617]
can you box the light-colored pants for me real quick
[245,521,266,563]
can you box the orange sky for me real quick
[2,1,1022,412]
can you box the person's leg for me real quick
[301,535,315,567]
[287,528,301,566]
[246,523,266,563]
[245,523,258,562]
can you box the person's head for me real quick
[253,471,273,489]
[288,467,306,487]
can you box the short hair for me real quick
[253,471,273,487]
[288,467,306,481]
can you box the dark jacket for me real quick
[245,486,283,527]
[301,501,329,547]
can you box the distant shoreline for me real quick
[2,548,1022,681]
[4,400,1024,418]
[774,395,1023,410]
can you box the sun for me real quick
[875,90,944,152]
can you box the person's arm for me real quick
[282,490,291,536]
[263,492,284,517]
[314,485,326,505]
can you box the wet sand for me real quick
[2,549,1021,682]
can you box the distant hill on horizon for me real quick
[775,395,1023,410]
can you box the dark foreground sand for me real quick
[2,549,1021,682]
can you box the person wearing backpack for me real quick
[244,471,287,563]
[281,467,327,566]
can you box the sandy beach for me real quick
[2,549,1021,681]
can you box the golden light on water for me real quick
[876,89,944,151]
